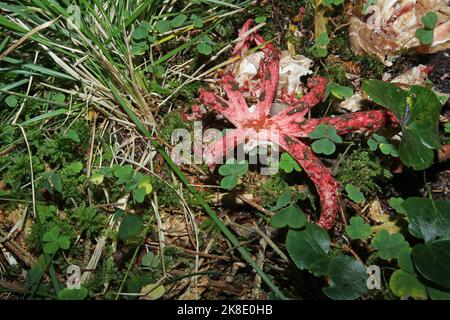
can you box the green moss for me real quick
[322,64,352,86]
[160,111,189,142]
[353,54,385,79]
[337,149,392,194]
[257,173,290,207]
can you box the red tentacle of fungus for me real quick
[197,19,398,230]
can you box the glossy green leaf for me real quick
[402,197,450,242]
[362,80,408,119]
[412,239,450,289]
[327,83,353,100]
[286,223,331,276]
[397,247,415,274]
[322,255,368,300]
[399,130,434,170]
[427,286,450,300]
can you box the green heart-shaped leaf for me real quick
[271,204,306,229]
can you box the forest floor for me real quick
[0,1,449,300]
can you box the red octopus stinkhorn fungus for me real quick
[195,20,398,230]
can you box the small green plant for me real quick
[345,184,365,204]
[270,190,306,229]
[444,123,450,133]
[415,11,438,45]
[42,226,70,255]
[346,216,371,240]
[255,16,267,24]
[363,77,444,170]
[70,205,107,239]
[323,0,345,6]
[91,165,153,203]
[367,133,399,157]
[308,124,342,155]
[325,82,353,100]
[311,32,330,58]
[388,197,406,214]
[279,152,302,173]
[372,230,409,260]
[285,223,368,299]
[141,251,160,269]
[118,213,144,241]
[218,159,248,190]
[337,149,392,194]
[196,35,215,55]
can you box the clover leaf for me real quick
[155,20,170,33]
[170,14,187,28]
[269,189,292,212]
[309,124,342,155]
[346,216,371,240]
[416,12,438,45]
[42,226,70,254]
[345,184,365,204]
[271,204,306,229]
[141,251,160,268]
[388,197,406,214]
[197,43,212,55]
[190,14,203,28]
[279,152,302,173]
[368,133,399,157]
[372,230,409,260]
[113,164,134,184]
[255,16,267,24]
[133,174,153,203]
[444,123,450,133]
[218,159,248,190]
